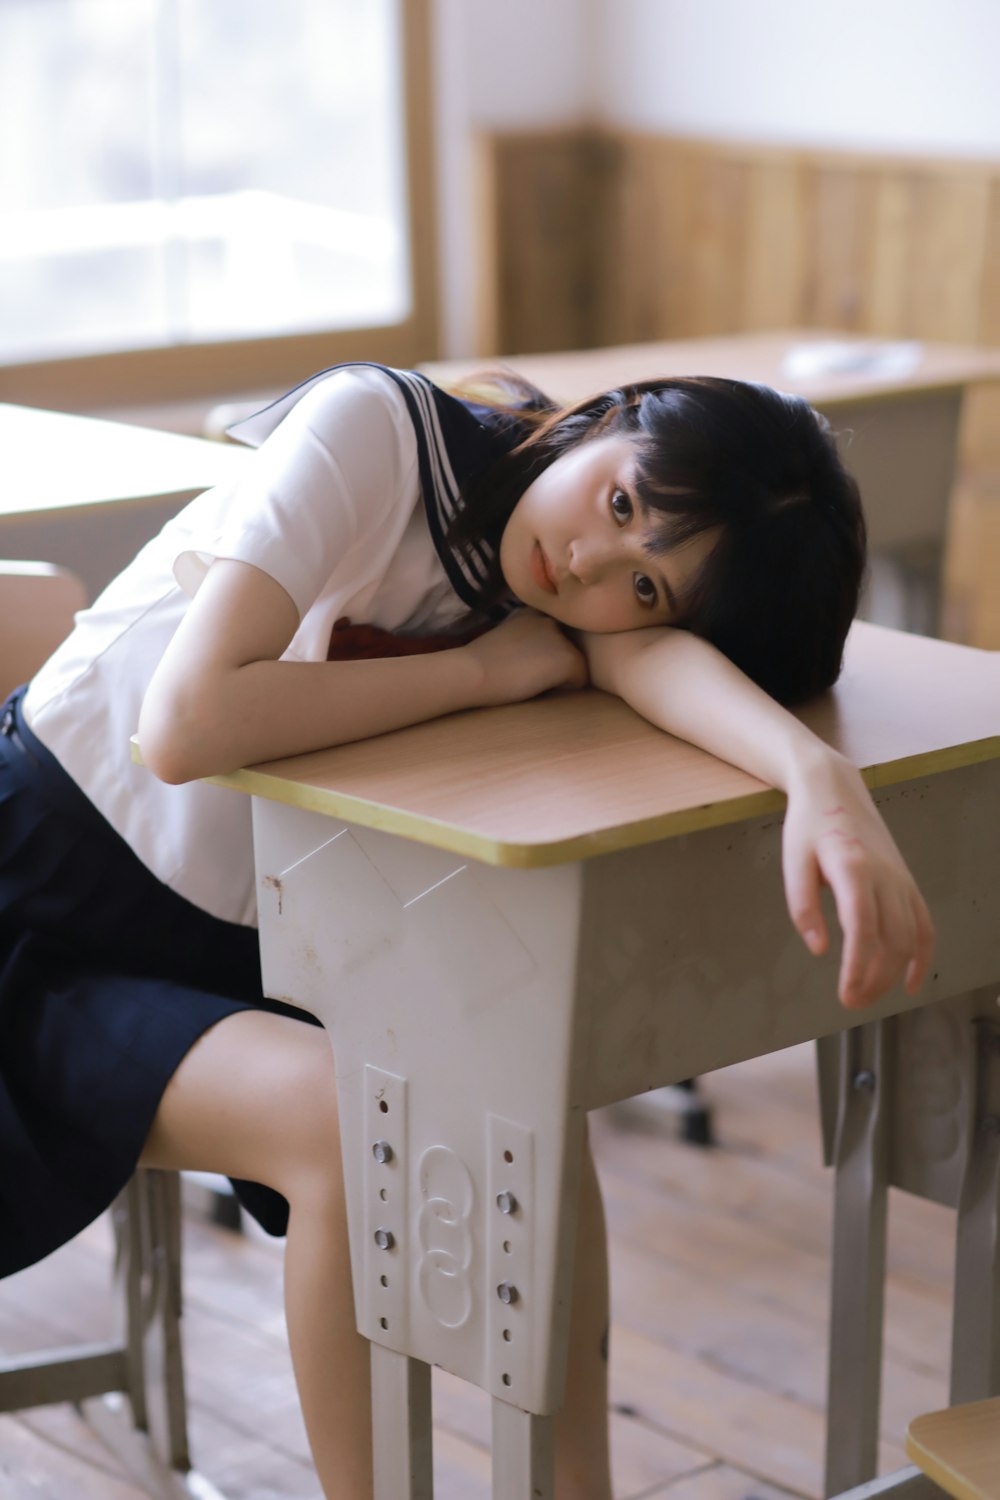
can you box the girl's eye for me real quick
[633,573,658,608]
[610,488,633,523]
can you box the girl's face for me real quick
[499,432,717,633]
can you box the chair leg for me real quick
[81,1169,228,1499]
[80,1171,187,1464]
[0,1168,222,1498]
[143,1170,189,1468]
[118,1176,151,1432]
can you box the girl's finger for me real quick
[905,897,936,995]
[831,875,879,1008]
[859,885,914,1005]
[783,844,828,955]
[844,879,924,1008]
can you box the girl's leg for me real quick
[139,1009,372,1500]
[554,1129,613,1500]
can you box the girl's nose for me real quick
[568,536,615,585]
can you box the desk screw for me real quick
[496,1191,518,1216]
[496,1281,519,1305]
[374,1228,395,1250]
[372,1141,393,1164]
[852,1070,876,1092]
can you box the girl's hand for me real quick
[464,610,588,707]
[551,623,935,1009]
[782,750,935,1009]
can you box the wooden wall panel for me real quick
[857,168,989,340]
[688,152,749,335]
[865,172,918,334]
[478,129,999,354]
[979,179,1000,347]
[960,178,1000,469]
[472,131,606,359]
[813,165,884,330]
[596,135,662,345]
[740,156,810,332]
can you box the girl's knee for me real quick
[269,1029,346,1205]
[214,1015,344,1207]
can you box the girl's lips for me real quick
[530,540,558,595]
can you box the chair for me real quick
[907,1396,1000,1500]
[0,560,88,699]
[0,560,218,1500]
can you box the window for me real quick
[0,0,436,408]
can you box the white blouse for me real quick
[24,367,472,926]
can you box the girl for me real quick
[0,361,933,1500]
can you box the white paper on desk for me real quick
[780,339,923,381]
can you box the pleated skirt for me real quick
[0,685,317,1277]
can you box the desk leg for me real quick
[825,1019,892,1498]
[491,1399,554,1500]
[950,1017,1000,1405]
[371,1345,432,1500]
[252,806,592,1493]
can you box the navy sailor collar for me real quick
[226,361,534,616]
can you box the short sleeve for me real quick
[173,368,418,619]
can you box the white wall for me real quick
[432,0,596,356]
[434,0,1000,356]
[589,0,1000,157]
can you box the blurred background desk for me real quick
[0,403,249,601]
[425,330,1000,636]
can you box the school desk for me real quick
[0,402,249,599]
[424,330,1000,636]
[204,621,1000,1499]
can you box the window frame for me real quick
[0,0,438,412]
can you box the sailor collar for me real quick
[227,361,534,615]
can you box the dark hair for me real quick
[447,371,867,706]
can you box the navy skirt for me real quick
[0,685,318,1278]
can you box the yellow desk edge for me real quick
[131,732,1000,871]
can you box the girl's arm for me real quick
[578,624,934,1011]
[139,560,585,784]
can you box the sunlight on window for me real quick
[0,0,410,361]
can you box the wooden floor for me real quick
[0,1041,956,1500]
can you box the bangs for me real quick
[632,435,725,621]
